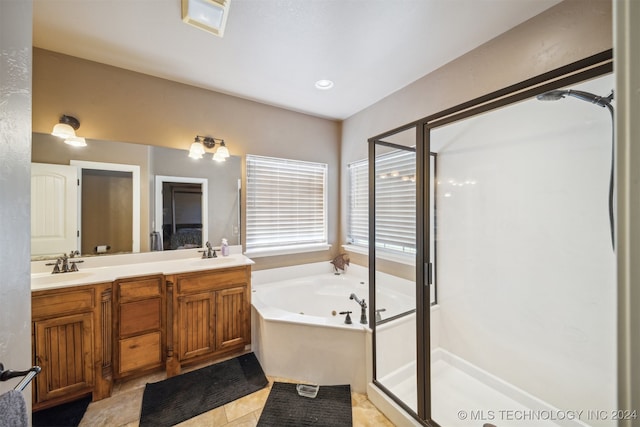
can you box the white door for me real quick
[31,163,78,257]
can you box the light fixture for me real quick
[188,137,206,159]
[181,0,231,37]
[188,135,230,161]
[64,136,87,147]
[315,79,334,90]
[51,115,80,138]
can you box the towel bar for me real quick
[0,363,41,391]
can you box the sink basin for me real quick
[189,257,236,267]
[31,271,95,287]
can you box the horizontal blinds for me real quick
[246,155,327,250]
[348,149,416,254]
[348,159,369,246]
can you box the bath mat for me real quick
[257,382,352,426]
[139,352,268,427]
[32,395,91,427]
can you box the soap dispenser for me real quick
[221,238,229,256]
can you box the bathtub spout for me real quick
[349,293,367,324]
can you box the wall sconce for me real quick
[51,115,87,147]
[188,135,230,162]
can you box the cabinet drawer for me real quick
[176,267,248,294]
[32,287,95,319]
[118,332,162,374]
[117,276,163,301]
[119,298,162,336]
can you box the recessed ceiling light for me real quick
[315,79,334,90]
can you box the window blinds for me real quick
[246,155,328,251]
[348,149,416,255]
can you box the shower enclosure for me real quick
[369,51,616,426]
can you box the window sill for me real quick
[244,243,331,258]
[342,244,416,267]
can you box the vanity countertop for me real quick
[31,252,254,291]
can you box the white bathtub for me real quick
[251,264,369,392]
[253,274,371,327]
[251,262,416,395]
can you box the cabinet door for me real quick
[216,285,248,351]
[178,292,216,360]
[34,313,94,403]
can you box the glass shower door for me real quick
[370,125,428,419]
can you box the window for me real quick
[347,159,369,247]
[348,150,416,257]
[245,155,328,255]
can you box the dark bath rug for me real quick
[139,352,268,427]
[257,382,353,427]
[32,395,92,427]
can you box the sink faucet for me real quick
[46,250,83,274]
[349,293,367,324]
[201,241,217,259]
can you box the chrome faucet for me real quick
[200,241,217,259]
[349,293,367,324]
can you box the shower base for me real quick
[379,348,591,427]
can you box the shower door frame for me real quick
[368,48,613,426]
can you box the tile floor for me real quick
[78,358,395,427]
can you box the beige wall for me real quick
[32,48,341,269]
[81,170,133,255]
[32,0,612,271]
[614,0,640,421]
[340,0,613,267]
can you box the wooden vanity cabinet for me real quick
[112,274,165,380]
[32,283,112,410]
[31,263,251,404]
[166,265,251,374]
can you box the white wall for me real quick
[0,0,33,412]
[432,74,616,418]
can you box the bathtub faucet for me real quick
[349,293,367,324]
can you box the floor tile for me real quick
[79,386,143,427]
[224,387,271,422]
[76,368,395,426]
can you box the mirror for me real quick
[31,132,241,259]
[154,176,208,251]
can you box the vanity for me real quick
[30,250,253,410]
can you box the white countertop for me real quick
[31,251,254,291]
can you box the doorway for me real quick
[154,175,208,251]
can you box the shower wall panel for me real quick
[431,74,616,416]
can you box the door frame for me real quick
[70,160,141,254]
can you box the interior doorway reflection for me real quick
[162,182,203,250]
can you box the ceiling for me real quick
[33,0,562,121]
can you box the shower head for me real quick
[536,89,614,108]
[536,90,567,101]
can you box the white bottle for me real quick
[221,238,229,256]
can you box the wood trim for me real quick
[165,278,180,377]
[93,284,112,401]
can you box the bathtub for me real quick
[253,274,369,328]
[251,262,415,393]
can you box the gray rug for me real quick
[257,382,352,426]
[139,352,268,427]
